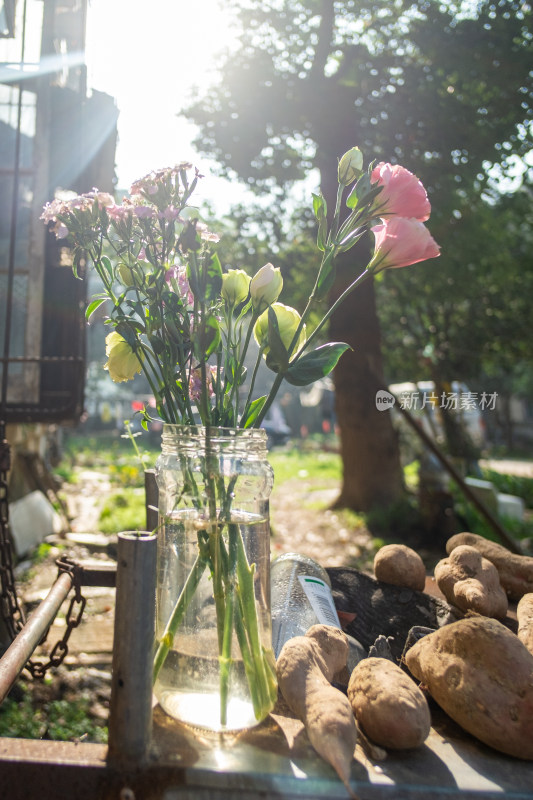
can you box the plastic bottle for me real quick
[270,552,342,658]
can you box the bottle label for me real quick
[298,575,341,629]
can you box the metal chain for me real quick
[1,434,87,678]
[0,436,26,640]
[26,557,87,679]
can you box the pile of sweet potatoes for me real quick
[276,623,432,797]
[275,534,533,796]
[372,536,533,760]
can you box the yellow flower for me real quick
[221,269,250,306]
[104,331,143,382]
[253,303,306,359]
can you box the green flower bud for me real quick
[118,263,136,287]
[221,268,251,306]
[250,263,283,312]
[253,302,306,358]
[338,146,364,187]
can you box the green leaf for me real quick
[72,249,84,279]
[265,305,289,372]
[193,314,221,360]
[315,250,336,301]
[85,296,107,321]
[240,396,266,428]
[100,255,114,279]
[284,342,351,386]
[204,252,223,302]
[337,229,366,254]
[115,321,139,350]
[346,174,382,210]
[180,206,201,221]
[312,193,328,251]
[312,192,327,219]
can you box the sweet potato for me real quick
[405,616,533,759]
[517,593,533,655]
[276,624,358,796]
[434,544,508,618]
[373,544,426,592]
[347,657,430,750]
[446,532,533,600]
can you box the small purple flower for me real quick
[40,200,61,223]
[196,221,220,243]
[86,190,115,209]
[165,265,194,306]
[55,222,69,239]
[107,204,132,221]
[161,205,181,221]
[188,366,217,403]
[134,205,156,220]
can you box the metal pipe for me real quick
[107,531,157,767]
[144,469,159,532]
[0,571,73,703]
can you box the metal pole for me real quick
[107,531,157,767]
[0,571,73,703]
[144,469,159,532]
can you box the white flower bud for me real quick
[250,263,283,311]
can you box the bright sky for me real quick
[85,0,246,207]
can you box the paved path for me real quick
[480,458,533,478]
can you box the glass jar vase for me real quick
[153,425,276,733]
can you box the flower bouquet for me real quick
[42,146,439,730]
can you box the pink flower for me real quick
[107,204,133,221]
[40,199,63,223]
[161,205,181,221]
[367,217,440,273]
[165,265,194,305]
[370,163,431,222]
[188,366,218,403]
[55,222,69,239]
[134,205,156,220]
[87,190,115,209]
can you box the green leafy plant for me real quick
[0,685,107,743]
[480,468,533,510]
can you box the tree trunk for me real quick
[328,256,405,510]
[318,150,405,511]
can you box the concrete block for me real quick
[497,492,525,522]
[8,490,63,557]
[464,477,498,513]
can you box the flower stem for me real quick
[218,520,238,725]
[152,541,209,683]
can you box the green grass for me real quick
[269,447,341,486]
[62,432,158,471]
[0,683,107,743]
[98,488,148,534]
[480,468,533,509]
[452,491,533,544]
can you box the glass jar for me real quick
[153,425,276,733]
